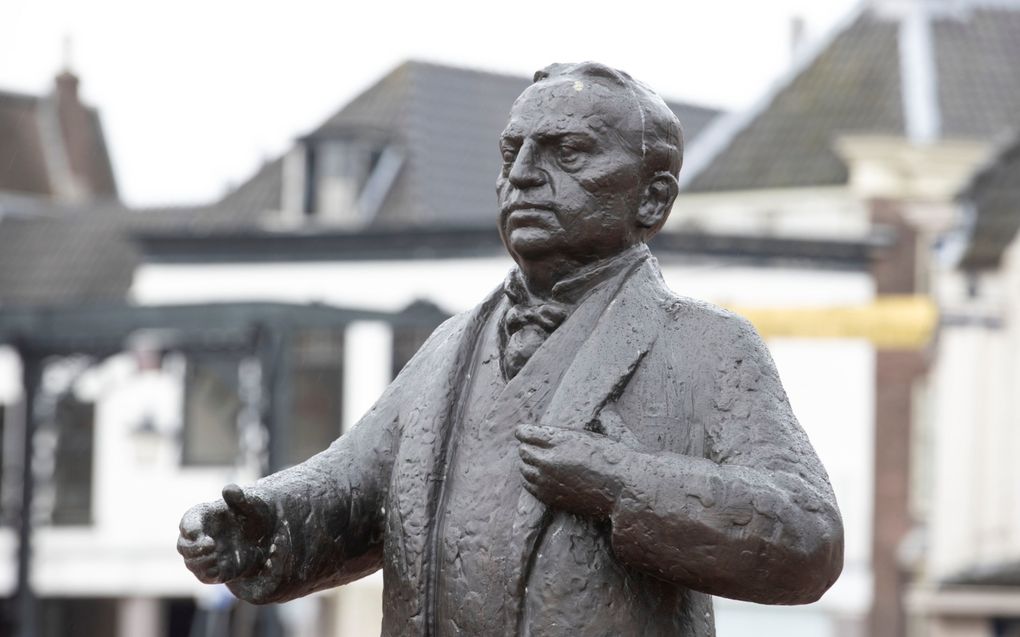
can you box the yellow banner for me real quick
[728,295,938,349]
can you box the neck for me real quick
[514,243,644,299]
[515,256,585,298]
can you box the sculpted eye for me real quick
[557,144,581,165]
[499,138,520,168]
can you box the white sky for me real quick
[1,0,860,206]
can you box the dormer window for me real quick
[309,138,376,221]
[283,131,404,228]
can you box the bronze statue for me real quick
[178,62,843,636]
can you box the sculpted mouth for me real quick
[503,201,557,215]
[505,208,557,231]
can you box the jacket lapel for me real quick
[479,269,622,437]
[502,259,664,633]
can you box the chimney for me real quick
[45,67,118,201]
[55,69,80,103]
[52,69,91,201]
[55,36,81,110]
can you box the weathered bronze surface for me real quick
[178,62,843,636]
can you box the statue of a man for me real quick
[178,62,843,636]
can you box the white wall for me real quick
[670,186,871,240]
[134,255,873,315]
[923,235,1020,581]
[133,257,517,315]
[0,346,21,403]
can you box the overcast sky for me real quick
[1,0,860,206]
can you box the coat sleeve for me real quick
[607,312,844,605]
[226,318,460,604]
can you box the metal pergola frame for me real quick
[0,300,447,637]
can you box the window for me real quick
[287,329,344,466]
[301,137,401,227]
[315,140,364,218]
[994,619,1020,637]
[391,324,437,380]
[391,301,448,380]
[166,598,197,637]
[51,394,94,526]
[40,598,117,637]
[181,356,241,466]
[179,334,346,469]
[309,139,378,222]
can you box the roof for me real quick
[685,3,1020,192]
[0,73,118,202]
[211,60,722,230]
[215,155,284,225]
[0,203,207,307]
[0,91,52,196]
[934,7,1020,139]
[956,131,1020,270]
[943,559,1020,588]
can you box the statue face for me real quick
[496,78,647,264]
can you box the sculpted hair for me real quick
[532,62,684,179]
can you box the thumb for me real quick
[222,484,272,539]
[596,407,644,450]
[222,484,253,515]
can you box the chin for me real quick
[508,227,561,260]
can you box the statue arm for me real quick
[224,383,401,604]
[224,317,461,604]
[608,317,844,605]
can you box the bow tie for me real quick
[500,300,569,381]
[498,244,651,380]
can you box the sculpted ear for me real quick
[636,173,679,239]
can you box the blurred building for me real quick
[908,131,1020,637]
[675,0,1020,635]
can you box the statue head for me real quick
[496,62,683,267]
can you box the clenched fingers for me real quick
[518,443,554,467]
[515,423,568,448]
[177,534,215,558]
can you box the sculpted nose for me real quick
[507,140,546,189]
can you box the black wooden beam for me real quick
[0,302,422,355]
[134,227,883,268]
[13,349,40,637]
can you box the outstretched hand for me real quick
[177,484,275,584]
[515,423,635,519]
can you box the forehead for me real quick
[503,78,640,138]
